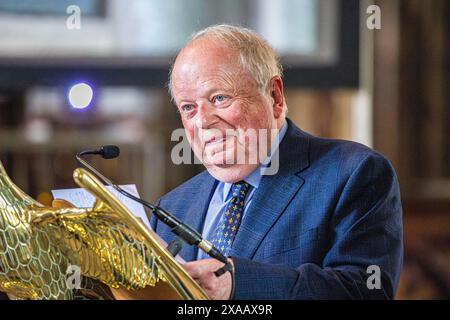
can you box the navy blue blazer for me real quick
[150,118,403,299]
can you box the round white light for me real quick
[68,83,93,109]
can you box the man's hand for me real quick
[183,258,234,300]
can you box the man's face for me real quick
[171,38,281,182]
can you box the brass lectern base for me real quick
[111,282,182,300]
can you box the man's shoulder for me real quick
[285,119,391,173]
[305,133,395,179]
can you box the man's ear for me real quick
[269,76,284,118]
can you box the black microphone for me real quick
[75,146,231,272]
[99,145,120,159]
[78,145,120,159]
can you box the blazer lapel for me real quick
[230,118,311,259]
[230,173,304,259]
[178,174,217,261]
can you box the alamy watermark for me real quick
[66,5,81,30]
[366,265,381,290]
[171,128,280,175]
[366,5,381,30]
[66,264,81,290]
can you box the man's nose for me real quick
[195,101,217,129]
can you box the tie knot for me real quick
[231,181,251,199]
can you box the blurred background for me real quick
[0,0,448,299]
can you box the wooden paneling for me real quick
[285,89,355,140]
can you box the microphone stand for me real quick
[75,149,233,279]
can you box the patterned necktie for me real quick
[210,181,252,256]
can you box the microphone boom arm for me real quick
[75,150,231,271]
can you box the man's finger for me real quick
[184,259,223,279]
[183,261,209,278]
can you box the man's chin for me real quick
[202,152,235,168]
[204,164,259,183]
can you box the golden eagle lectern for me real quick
[0,161,208,300]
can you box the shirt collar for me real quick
[221,121,288,201]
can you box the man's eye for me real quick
[213,95,228,103]
[181,105,194,112]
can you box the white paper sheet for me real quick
[51,184,151,229]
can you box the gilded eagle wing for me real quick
[30,205,162,291]
[0,162,72,299]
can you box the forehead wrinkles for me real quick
[173,61,251,101]
[172,40,256,98]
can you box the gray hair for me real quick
[168,24,284,101]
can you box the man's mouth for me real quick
[205,136,227,146]
[203,133,235,147]
[201,135,239,163]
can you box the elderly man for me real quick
[150,24,403,300]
